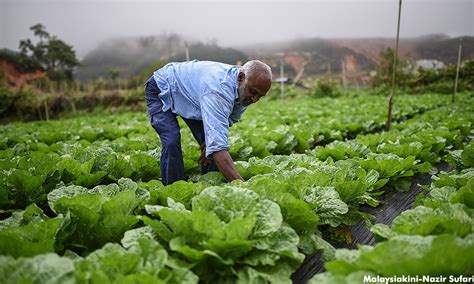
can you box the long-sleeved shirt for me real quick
[152,60,246,158]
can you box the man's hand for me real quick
[199,143,212,167]
[212,150,244,181]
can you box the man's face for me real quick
[238,72,272,107]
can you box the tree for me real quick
[370,47,412,87]
[19,24,79,89]
[107,68,120,90]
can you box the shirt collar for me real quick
[233,66,241,101]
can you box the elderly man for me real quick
[145,60,272,185]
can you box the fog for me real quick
[1,0,473,58]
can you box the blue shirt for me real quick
[152,60,246,158]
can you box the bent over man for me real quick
[144,60,272,185]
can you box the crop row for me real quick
[309,144,474,282]
[0,93,472,283]
[229,93,450,159]
[0,94,459,212]
[1,94,448,153]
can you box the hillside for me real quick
[75,33,184,80]
[75,35,248,81]
[330,34,474,65]
[0,49,46,89]
[242,35,474,76]
[75,34,474,81]
[169,43,248,66]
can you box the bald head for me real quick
[237,60,272,106]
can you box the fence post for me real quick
[43,95,49,121]
[453,37,462,103]
[185,41,190,61]
[387,0,403,130]
[280,61,285,102]
[341,60,347,89]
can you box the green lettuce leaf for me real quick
[324,234,474,277]
[0,253,75,284]
[0,204,69,257]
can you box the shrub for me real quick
[310,77,342,97]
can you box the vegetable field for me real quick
[1,92,473,283]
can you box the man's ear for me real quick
[238,72,245,83]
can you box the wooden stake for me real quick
[341,60,347,89]
[185,41,190,61]
[43,97,49,121]
[453,38,462,103]
[280,60,285,102]
[387,0,402,131]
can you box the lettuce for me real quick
[47,178,148,254]
[461,142,474,168]
[0,204,69,257]
[0,253,75,284]
[304,186,349,227]
[372,203,473,239]
[141,186,304,283]
[74,228,198,284]
[320,234,474,278]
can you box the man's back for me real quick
[152,60,241,120]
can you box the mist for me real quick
[1,0,473,58]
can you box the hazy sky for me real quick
[1,0,473,58]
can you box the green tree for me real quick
[371,47,412,87]
[19,24,79,89]
[107,68,120,90]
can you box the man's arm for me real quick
[212,150,243,181]
[200,92,243,181]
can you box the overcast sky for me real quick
[1,0,472,58]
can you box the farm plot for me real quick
[0,92,472,283]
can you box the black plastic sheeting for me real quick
[292,163,451,284]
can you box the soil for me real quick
[0,60,46,89]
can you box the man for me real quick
[144,60,272,185]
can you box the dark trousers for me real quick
[144,77,218,185]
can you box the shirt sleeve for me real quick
[201,92,232,158]
[228,104,246,126]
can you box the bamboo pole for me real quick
[185,41,190,61]
[387,0,403,130]
[43,96,49,121]
[280,61,285,102]
[453,38,462,103]
[70,95,77,114]
[341,60,347,89]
